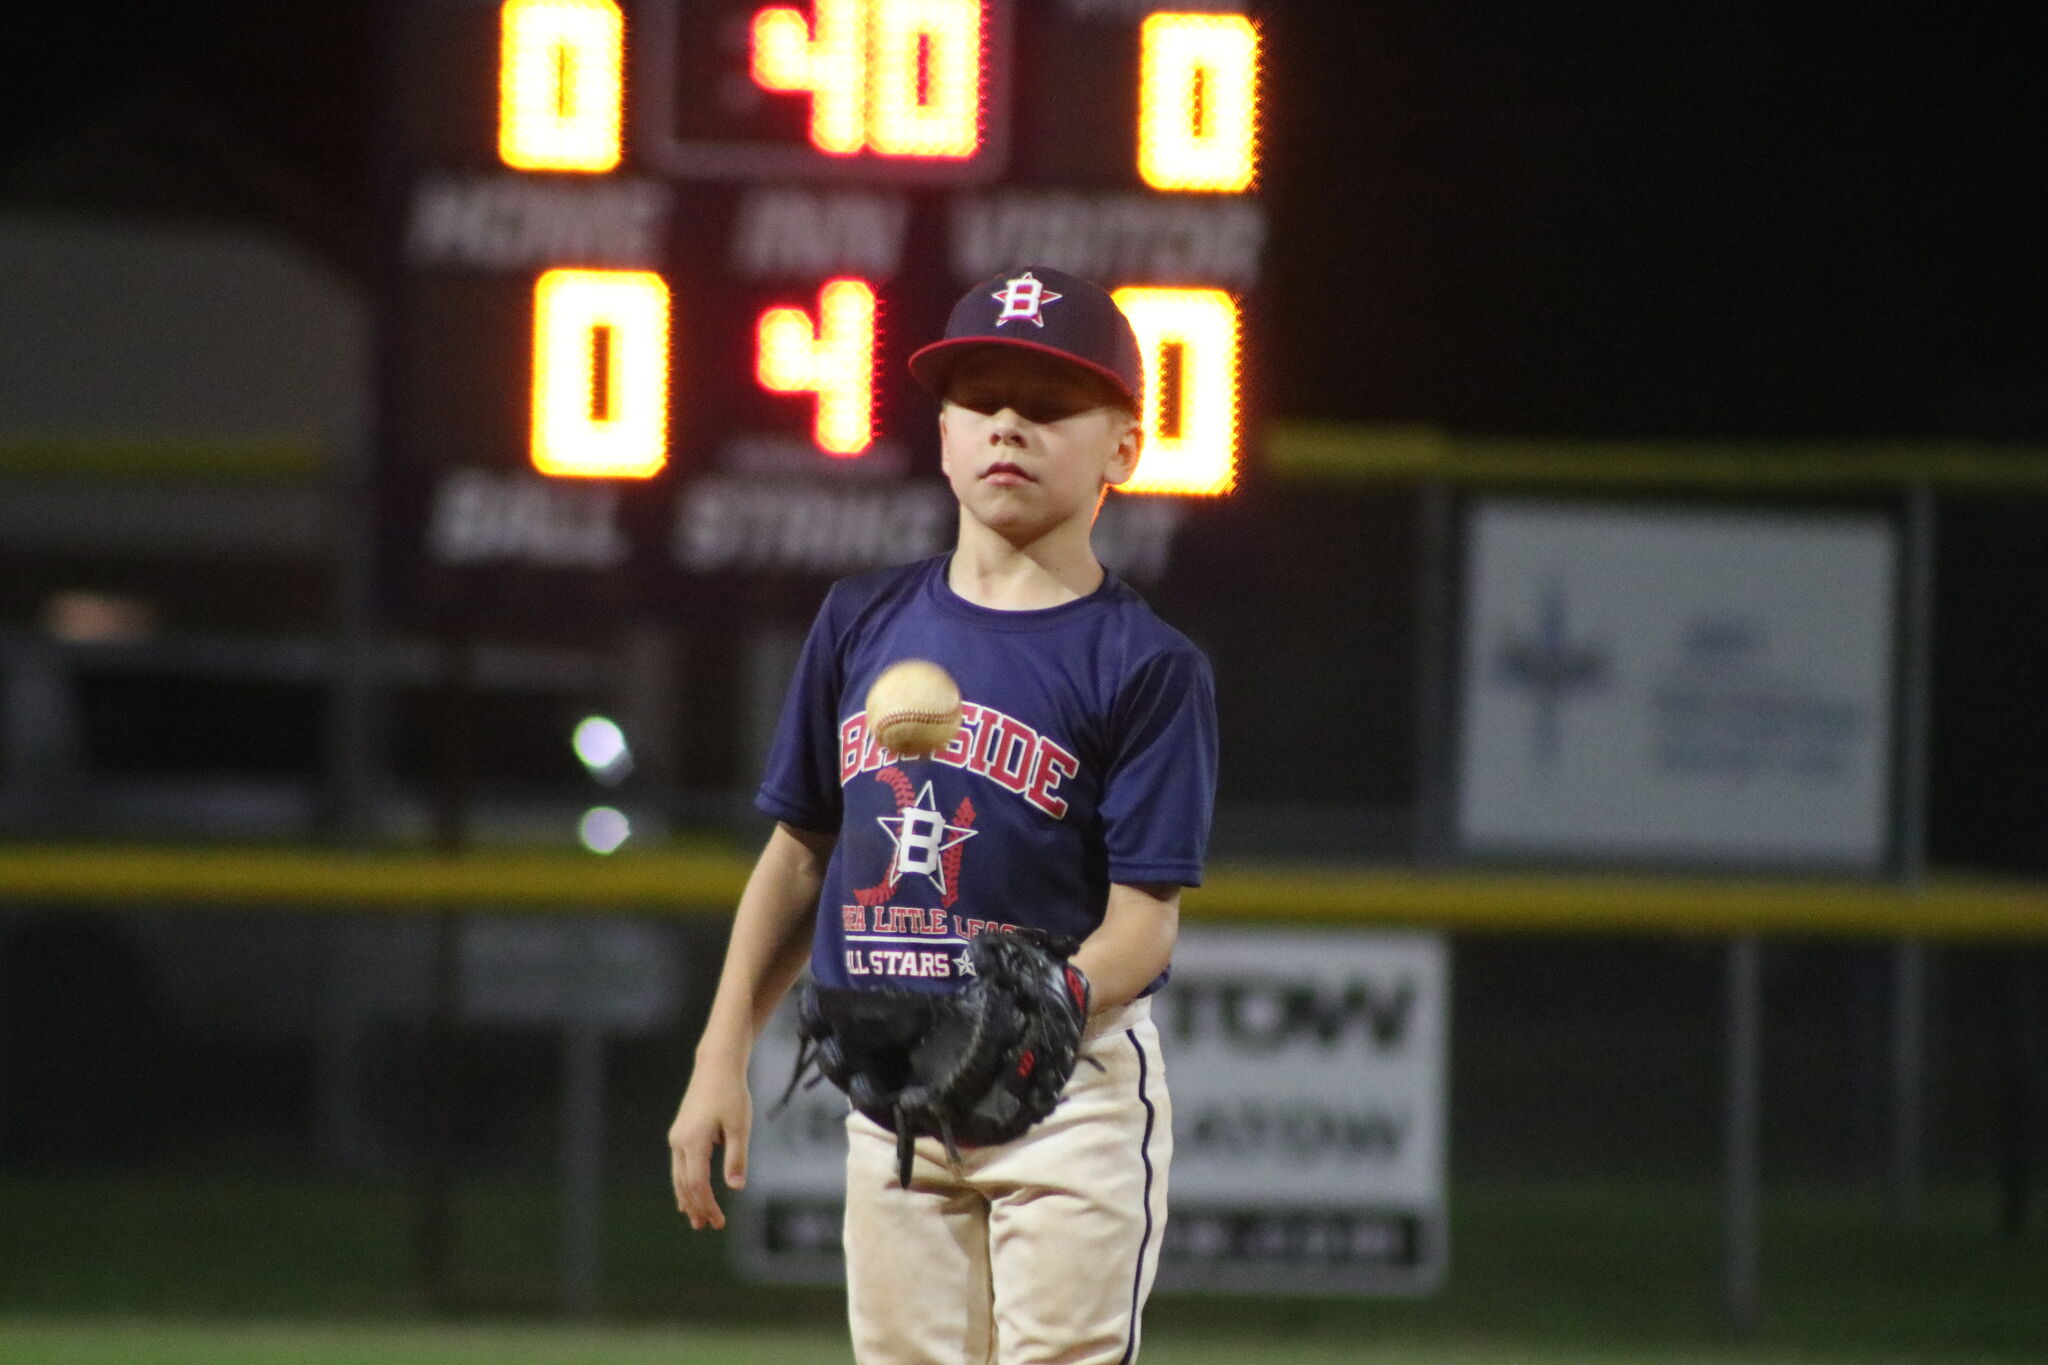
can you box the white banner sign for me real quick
[1153,929,1448,1292]
[1455,501,1898,870]
[735,928,1449,1294]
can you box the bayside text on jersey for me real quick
[757,555,1218,994]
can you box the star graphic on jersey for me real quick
[953,948,977,977]
[875,782,978,896]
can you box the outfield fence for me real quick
[5,430,2046,1339]
[2,844,2044,1334]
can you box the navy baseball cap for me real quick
[909,266,1143,411]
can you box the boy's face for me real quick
[937,347,1143,543]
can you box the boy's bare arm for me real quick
[669,820,834,1231]
[1071,881,1180,1016]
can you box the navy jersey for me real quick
[757,554,1217,994]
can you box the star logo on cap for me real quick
[992,271,1061,328]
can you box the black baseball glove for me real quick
[777,928,1094,1187]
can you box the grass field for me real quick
[0,1319,2040,1365]
[3,1172,2043,1363]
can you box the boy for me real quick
[669,266,1217,1364]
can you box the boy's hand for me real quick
[668,1058,753,1231]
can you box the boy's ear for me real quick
[1103,413,1144,486]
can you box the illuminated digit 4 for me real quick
[751,0,985,159]
[757,278,879,456]
[532,269,671,479]
[752,0,868,154]
[1113,287,1241,496]
[498,0,625,172]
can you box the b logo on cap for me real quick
[992,272,1062,328]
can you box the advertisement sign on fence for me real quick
[736,927,1450,1295]
[1455,501,1898,871]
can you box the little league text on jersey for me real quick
[840,700,1079,819]
[840,904,1024,939]
[840,906,1026,980]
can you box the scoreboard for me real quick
[376,0,1266,625]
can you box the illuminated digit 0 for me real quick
[1138,12,1259,193]
[868,0,984,159]
[751,0,869,156]
[757,278,879,456]
[499,0,625,172]
[533,270,671,479]
[1112,287,1240,496]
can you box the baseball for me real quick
[865,659,963,758]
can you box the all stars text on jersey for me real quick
[846,948,958,979]
[840,700,1079,818]
[842,909,1025,980]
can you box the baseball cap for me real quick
[908,266,1143,411]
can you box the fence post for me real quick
[1724,933,1763,1335]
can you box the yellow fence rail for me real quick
[3,844,2045,939]
[1266,422,2048,491]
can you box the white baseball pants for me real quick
[842,999,1171,1365]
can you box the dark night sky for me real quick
[1259,5,2047,439]
[4,2,2043,442]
